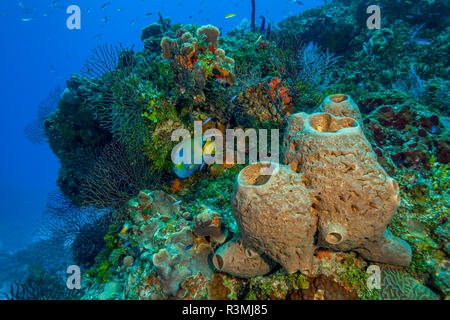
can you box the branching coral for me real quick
[234,77,294,127]
[296,42,340,95]
[24,86,62,145]
[35,190,111,268]
[36,190,102,246]
[5,266,81,300]
[80,43,134,79]
[79,140,152,210]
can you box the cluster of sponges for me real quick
[160,25,235,95]
[214,94,412,278]
[235,78,294,126]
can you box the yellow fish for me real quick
[119,223,130,234]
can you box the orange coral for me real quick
[170,179,182,193]
[161,25,235,93]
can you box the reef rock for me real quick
[228,94,412,276]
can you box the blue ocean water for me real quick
[0,0,317,253]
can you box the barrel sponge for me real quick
[224,94,412,277]
[212,237,276,278]
[231,162,316,274]
[317,94,362,123]
[197,24,220,48]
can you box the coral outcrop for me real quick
[228,94,412,276]
[361,92,449,171]
[160,24,235,96]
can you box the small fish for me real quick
[185,244,193,250]
[101,16,108,24]
[18,2,25,9]
[21,18,32,22]
[123,242,131,248]
[93,34,102,40]
[145,12,153,16]
[120,223,130,234]
[203,117,211,125]
[173,200,182,206]
[117,8,125,12]
[130,18,138,26]
[101,2,112,10]
[413,38,431,45]
[225,13,237,19]
[254,34,263,45]
[231,95,238,102]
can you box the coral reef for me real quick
[82,190,224,299]
[234,77,294,127]
[362,91,449,171]
[32,0,449,301]
[160,25,235,97]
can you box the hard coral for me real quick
[287,274,360,300]
[362,93,449,171]
[160,25,235,95]
[235,78,294,126]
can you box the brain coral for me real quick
[380,268,439,300]
[223,94,412,276]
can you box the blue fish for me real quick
[101,2,111,10]
[123,241,131,248]
[413,38,431,45]
[173,134,216,178]
[185,244,193,250]
[173,200,182,206]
